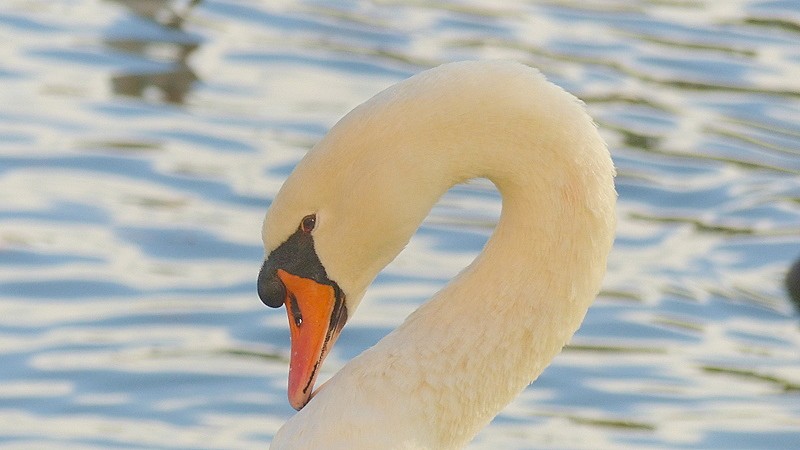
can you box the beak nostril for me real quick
[258,261,286,308]
[288,293,303,327]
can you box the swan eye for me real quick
[300,214,316,233]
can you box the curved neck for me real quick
[271,62,616,449]
[383,101,614,446]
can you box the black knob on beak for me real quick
[258,261,286,308]
[257,226,329,309]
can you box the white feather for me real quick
[264,60,617,449]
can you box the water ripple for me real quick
[1,0,799,449]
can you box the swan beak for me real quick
[277,269,347,410]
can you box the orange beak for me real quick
[277,269,347,410]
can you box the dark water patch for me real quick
[637,54,755,85]
[699,431,800,450]
[549,412,657,431]
[706,122,800,158]
[214,347,285,363]
[0,154,266,208]
[612,226,673,248]
[331,325,399,361]
[0,111,87,133]
[628,212,795,236]
[701,134,800,173]
[125,195,189,210]
[225,51,414,79]
[0,67,25,79]
[0,249,104,267]
[436,15,512,35]
[703,365,800,392]
[580,315,702,343]
[414,223,490,253]
[727,329,796,348]
[616,179,734,212]
[0,200,110,225]
[28,47,172,73]
[115,226,261,261]
[162,281,256,297]
[0,279,140,299]
[534,363,694,415]
[103,13,203,46]
[266,160,299,179]
[111,66,198,104]
[651,315,705,333]
[151,130,254,153]
[720,204,800,230]
[82,308,259,330]
[626,31,757,57]
[101,9,202,105]
[77,139,163,153]
[743,18,800,34]
[0,278,255,301]
[89,101,182,119]
[565,344,666,354]
[107,0,203,29]
[204,0,407,45]
[0,12,65,33]
[704,294,791,321]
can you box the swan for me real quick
[257,60,616,449]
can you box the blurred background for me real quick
[0,1,799,448]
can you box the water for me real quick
[1,1,799,448]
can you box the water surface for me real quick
[1,1,799,448]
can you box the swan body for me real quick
[258,61,616,449]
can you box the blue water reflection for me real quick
[0,0,798,449]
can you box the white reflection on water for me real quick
[0,0,799,448]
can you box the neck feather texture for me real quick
[270,61,616,450]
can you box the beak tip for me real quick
[289,395,309,411]
[288,381,312,410]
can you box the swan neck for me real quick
[269,62,616,450]
[371,66,616,447]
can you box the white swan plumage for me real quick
[257,60,616,449]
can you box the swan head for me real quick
[257,88,437,410]
[257,209,348,411]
